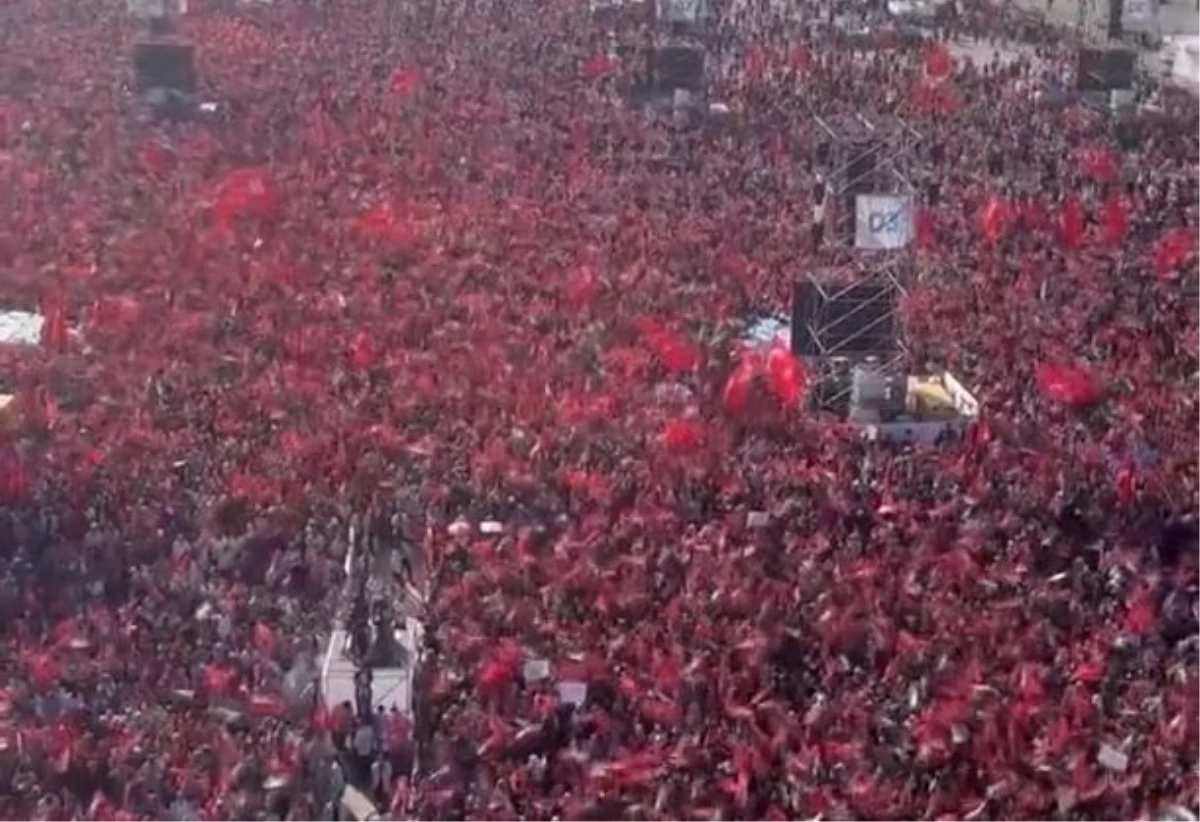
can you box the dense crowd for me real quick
[0,0,1196,818]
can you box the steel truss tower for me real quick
[796,112,924,413]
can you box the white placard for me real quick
[523,659,551,683]
[558,681,588,707]
[0,310,44,346]
[854,195,914,251]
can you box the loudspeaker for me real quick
[1108,0,1124,40]
[651,46,704,93]
[1075,48,1135,92]
[133,41,197,93]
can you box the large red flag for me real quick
[765,346,806,406]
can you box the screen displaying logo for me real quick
[855,195,914,250]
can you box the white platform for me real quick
[320,616,423,717]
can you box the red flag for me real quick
[1059,197,1085,249]
[1078,144,1119,184]
[661,419,706,453]
[1152,226,1197,278]
[390,67,421,97]
[584,54,613,80]
[911,80,961,115]
[923,43,954,79]
[203,664,235,695]
[1123,587,1157,635]
[214,167,280,226]
[722,361,757,417]
[1100,195,1127,245]
[357,202,418,250]
[566,264,599,309]
[980,195,1009,244]
[765,346,806,406]
[1036,362,1103,407]
[248,692,287,717]
[348,331,377,371]
[915,208,936,249]
[647,329,701,373]
[935,84,963,116]
[28,653,59,690]
[39,288,69,353]
[911,80,937,113]
[1115,463,1136,506]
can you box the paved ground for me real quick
[1008,0,1197,40]
[947,36,1043,67]
[990,0,1197,91]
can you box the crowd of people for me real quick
[0,0,1196,817]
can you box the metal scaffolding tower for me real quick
[813,111,923,247]
[794,112,924,414]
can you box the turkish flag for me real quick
[1059,197,1085,249]
[1100,195,1127,245]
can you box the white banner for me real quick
[855,195,914,251]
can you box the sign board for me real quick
[854,195,913,250]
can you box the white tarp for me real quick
[0,310,44,346]
[855,195,914,251]
[740,316,790,349]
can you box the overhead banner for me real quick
[855,195,914,250]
